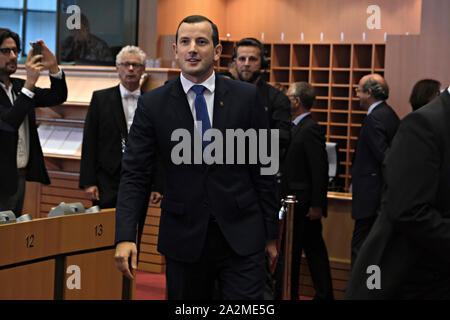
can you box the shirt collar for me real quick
[447,86,450,95]
[293,112,311,126]
[0,81,10,92]
[367,100,384,115]
[119,83,141,98]
[180,71,215,95]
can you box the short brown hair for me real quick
[175,15,219,48]
[0,28,21,53]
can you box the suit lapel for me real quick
[170,77,195,135]
[0,87,12,108]
[110,86,128,140]
[0,78,23,108]
[212,75,229,132]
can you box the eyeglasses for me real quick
[119,62,144,68]
[0,47,20,55]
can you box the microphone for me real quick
[0,211,16,224]
[48,202,85,217]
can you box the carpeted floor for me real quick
[135,271,166,300]
[135,271,312,300]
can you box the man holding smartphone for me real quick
[0,28,67,215]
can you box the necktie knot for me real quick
[191,84,206,96]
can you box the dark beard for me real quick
[0,63,17,77]
[238,70,261,84]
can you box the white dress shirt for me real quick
[180,72,215,128]
[292,112,311,126]
[119,83,141,132]
[367,100,384,115]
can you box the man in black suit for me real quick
[233,37,291,299]
[278,82,333,300]
[350,74,400,267]
[0,29,67,215]
[345,86,450,299]
[79,45,161,209]
[233,37,291,161]
[114,15,279,299]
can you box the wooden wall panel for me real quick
[154,0,421,44]
[157,0,227,37]
[385,0,450,119]
[138,0,159,58]
[0,260,55,300]
[64,249,123,300]
[225,0,421,43]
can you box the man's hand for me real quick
[25,49,43,90]
[306,206,323,220]
[265,239,278,266]
[114,241,137,280]
[150,191,163,204]
[84,185,99,201]
[32,40,59,74]
[140,73,152,93]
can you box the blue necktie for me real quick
[191,85,211,148]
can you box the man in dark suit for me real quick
[350,74,400,267]
[278,82,333,300]
[79,45,161,209]
[114,15,279,300]
[0,29,67,215]
[345,86,450,299]
[79,45,161,257]
[233,37,291,299]
[233,37,291,161]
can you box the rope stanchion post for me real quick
[281,195,297,300]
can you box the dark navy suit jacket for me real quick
[115,75,279,263]
[351,102,400,220]
[345,90,450,299]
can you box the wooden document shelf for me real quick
[0,209,132,300]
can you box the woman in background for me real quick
[409,79,441,111]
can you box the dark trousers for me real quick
[350,215,378,269]
[165,218,265,300]
[0,170,26,216]
[275,204,334,300]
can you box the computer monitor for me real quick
[326,142,341,191]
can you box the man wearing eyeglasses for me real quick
[0,28,67,216]
[80,45,161,210]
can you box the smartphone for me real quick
[32,42,42,62]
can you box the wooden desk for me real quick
[0,209,132,300]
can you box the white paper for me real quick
[58,127,83,155]
[37,125,54,147]
[42,126,72,154]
